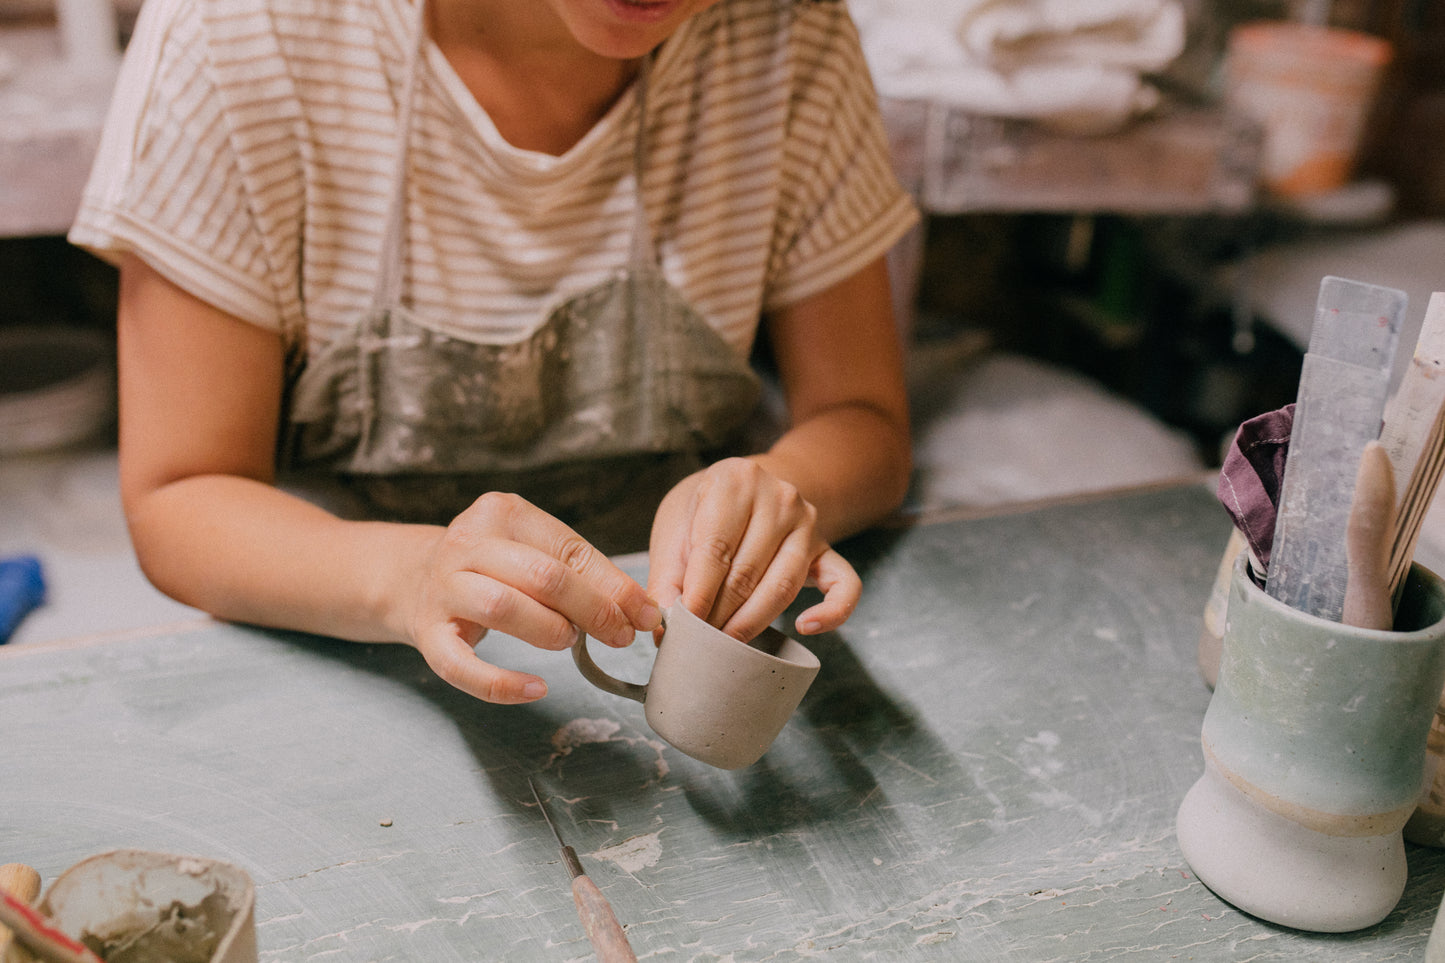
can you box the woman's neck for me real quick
[427,0,642,156]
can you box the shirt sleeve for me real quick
[68,0,284,332]
[762,3,919,312]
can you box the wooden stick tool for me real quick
[1380,292,1445,604]
[0,862,41,960]
[0,863,102,963]
[527,779,637,963]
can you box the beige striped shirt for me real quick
[71,0,918,361]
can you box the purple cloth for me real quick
[1216,404,1295,568]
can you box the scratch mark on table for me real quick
[270,851,414,883]
[437,889,504,904]
[546,717,671,778]
[591,831,664,873]
[877,750,938,784]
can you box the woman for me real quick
[70,0,917,703]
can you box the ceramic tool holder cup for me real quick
[1177,558,1445,932]
[573,600,820,770]
[36,849,257,962]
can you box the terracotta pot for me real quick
[1226,22,1393,197]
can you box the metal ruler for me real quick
[1266,276,1407,620]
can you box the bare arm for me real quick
[647,256,912,639]
[118,253,410,640]
[117,254,660,702]
[756,256,913,541]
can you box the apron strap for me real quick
[628,52,658,271]
[373,0,430,309]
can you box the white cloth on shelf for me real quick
[850,0,1186,133]
[907,347,1204,511]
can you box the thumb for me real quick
[794,548,861,635]
[418,629,549,704]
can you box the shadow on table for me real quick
[262,609,948,852]
[255,523,963,844]
[664,624,929,835]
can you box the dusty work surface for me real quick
[3,482,1443,960]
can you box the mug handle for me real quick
[571,622,649,704]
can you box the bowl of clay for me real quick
[37,849,256,963]
[0,326,114,455]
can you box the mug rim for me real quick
[1234,557,1445,642]
[662,600,820,671]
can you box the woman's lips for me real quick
[603,0,680,24]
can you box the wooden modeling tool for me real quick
[0,862,41,959]
[1380,292,1445,604]
[527,779,637,963]
[0,863,102,963]
[1344,441,1396,630]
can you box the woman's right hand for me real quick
[403,492,663,704]
[117,256,657,707]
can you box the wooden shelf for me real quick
[0,24,1261,239]
[882,96,1262,216]
[0,23,116,237]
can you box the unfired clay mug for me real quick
[572,600,821,769]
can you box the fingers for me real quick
[682,485,756,628]
[449,493,661,645]
[440,568,587,651]
[648,460,860,642]
[409,492,665,703]
[646,484,694,613]
[710,525,811,641]
[416,626,549,705]
[440,543,631,649]
[793,548,861,635]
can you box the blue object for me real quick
[0,555,46,644]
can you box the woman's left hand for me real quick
[647,457,861,642]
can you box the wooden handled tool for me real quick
[0,862,42,959]
[1344,441,1396,631]
[0,863,102,963]
[1381,293,1445,605]
[527,779,637,963]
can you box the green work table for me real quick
[3,481,1443,960]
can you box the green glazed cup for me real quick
[1177,557,1445,932]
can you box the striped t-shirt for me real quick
[70,0,918,362]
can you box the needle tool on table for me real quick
[527,778,637,963]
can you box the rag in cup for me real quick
[1216,404,1294,569]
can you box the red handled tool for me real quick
[527,779,637,963]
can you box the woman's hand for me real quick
[642,256,910,643]
[405,492,662,704]
[647,457,861,643]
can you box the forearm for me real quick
[756,257,913,545]
[750,399,912,545]
[125,473,437,643]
